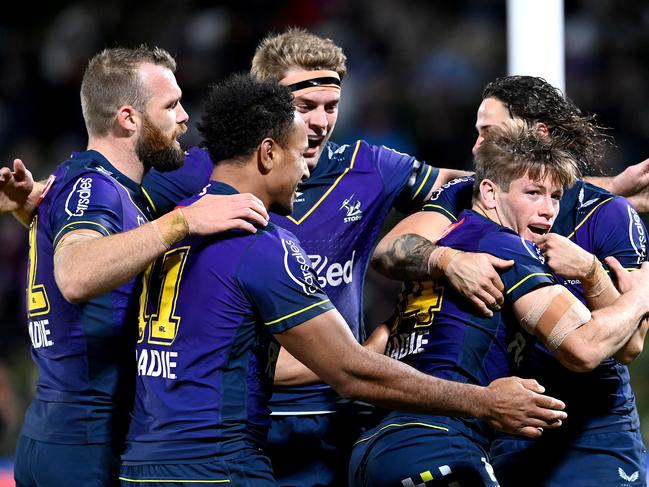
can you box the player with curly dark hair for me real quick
[480,75,611,175]
[198,74,295,166]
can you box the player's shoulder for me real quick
[429,176,475,202]
[571,179,622,210]
[567,180,638,230]
[55,150,118,180]
[460,212,541,260]
[255,222,302,249]
[47,152,122,201]
[182,146,214,174]
[321,139,412,168]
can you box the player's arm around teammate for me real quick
[532,232,649,364]
[53,192,268,302]
[276,306,565,438]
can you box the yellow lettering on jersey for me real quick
[27,216,50,317]
[139,247,190,346]
[402,280,444,329]
[137,263,153,344]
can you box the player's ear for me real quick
[535,122,549,138]
[116,105,138,134]
[479,178,498,209]
[258,138,274,174]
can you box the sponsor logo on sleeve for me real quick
[281,238,319,295]
[428,176,473,202]
[628,206,647,264]
[65,177,93,219]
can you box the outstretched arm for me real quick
[0,159,41,226]
[55,194,269,302]
[585,157,649,212]
[277,309,566,438]
[274,323,390,387]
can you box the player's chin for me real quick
[304,146,323,168]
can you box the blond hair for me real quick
[251,27,347,81]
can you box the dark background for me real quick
[1,0,648,458]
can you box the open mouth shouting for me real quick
[527,224,551,238]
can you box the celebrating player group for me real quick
[3,27,649,487]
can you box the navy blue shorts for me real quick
[266,407,382,487]
[14,434,120,487]
[490,425,647,486]
[119,451,276,486]
[349,414,499,487]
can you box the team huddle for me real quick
[3,27,649,487]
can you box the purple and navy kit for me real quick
[122,181,335,463]
[349,210,556,487]
[383,209,555,438]
[423,176,648,486]
[142,141,437,413]
[22,150,153,445]
[423,176,647,430]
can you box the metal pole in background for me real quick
[507,0,565,92]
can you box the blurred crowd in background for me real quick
[0,0,649,458]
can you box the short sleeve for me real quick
[421,177,474,222]
[48,172,125,247]
[238,230,335,334]
[589,197,648,269]
[480,232,557,303]
[370,143,439,213]
[142,147,213,216]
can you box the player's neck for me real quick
[472,201,500,225]
[87,136,145,183]
[210,162,269,207]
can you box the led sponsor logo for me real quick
[309,251,355,288]
[65,177,93,218]
[385,330,428,360]
[281,239,319,295]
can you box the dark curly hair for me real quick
[198,73,295,164]
[482,75,612,174]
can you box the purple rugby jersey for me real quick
[22,150,153,445]
[122,181,335,462]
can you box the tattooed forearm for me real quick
[371,233,438,280]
